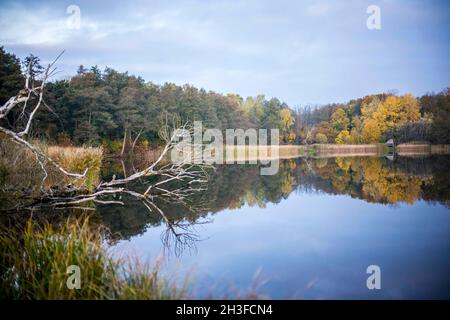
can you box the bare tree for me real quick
[0,51,88,182]
[302,126,315,145]
[0,54,212,208]
[0,54,215,254]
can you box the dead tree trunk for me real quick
[0,52,211,211]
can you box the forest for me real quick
[1,46,449,152]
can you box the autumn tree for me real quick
[374,94,420,135]
[419,89,450,143]
[362,118,381,143]
[335,129,350,144]
[349,116,364,143]
[330,107,350,132]
[315,132,328,144]
[279,107,295,143]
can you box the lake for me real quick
[93,155,450,299]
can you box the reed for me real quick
[313,144,386,157]
[47,146,103,190]
[0,217,188,300]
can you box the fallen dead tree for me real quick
[0,53,212,253]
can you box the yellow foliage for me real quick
[312,156,422,204]
[374,94,420,133]
[362,118,381,143]
[288,132,296,143]
[359,94,420,143]
[280,108,295,143]
[361,158,421,204]
[331,108,350,132]
[335,130,350,144]
[336,157,351,172]
[361,95,382,120]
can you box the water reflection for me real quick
[93,155,449,246]
[1,155,449,298]
[2,155,449,251]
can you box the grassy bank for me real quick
[223,145,305,161]
[0,217,188,300]
[396,144,450,156]
[222,144,386,161]
[47,146,103,190]
[0,138,103,210]
[312,144,387,157]
[170,143,450,163]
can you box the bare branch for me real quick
[1,52,213,256]
[0,51,88,181]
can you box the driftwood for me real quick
[0,53,212,254]
[1,52,209,202]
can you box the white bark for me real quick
[1,52,211,219]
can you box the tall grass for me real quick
[0,138,104,206]
[0,217,188,300]
[47,146,103,190]
[314,144,387,157]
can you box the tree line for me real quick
[1,47,448,150]
[0,47,296,151]
[294,90,450,144]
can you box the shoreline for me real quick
[220,144,450,161]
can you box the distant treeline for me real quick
[294,90,450,145]
[1,47,449,149]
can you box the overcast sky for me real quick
[1,0,449,105]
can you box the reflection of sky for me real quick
[113,192,450,299]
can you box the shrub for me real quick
[315,133,328,144]
[335,130,350,144]
[102,140,123,154]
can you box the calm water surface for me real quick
[103,155,450,299]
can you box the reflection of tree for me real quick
[94,155,449,245]
[301,156,449,206]
[94,177,213,255]
[141,199,210,256]
[361,158,421,204]
[7,155,446,249]
[412,156,450,208]
[94,162,300,245]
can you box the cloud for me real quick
[0,4,160,45]
[305,2,333,17]
[0,0,448,105]
[0,3,262,57]
[0,6,67,45]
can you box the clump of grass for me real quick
[0,139,104,208]
[47,146,103,170]
[47,146,103,190]
[110,258,189,300]
[0,217,188,300]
